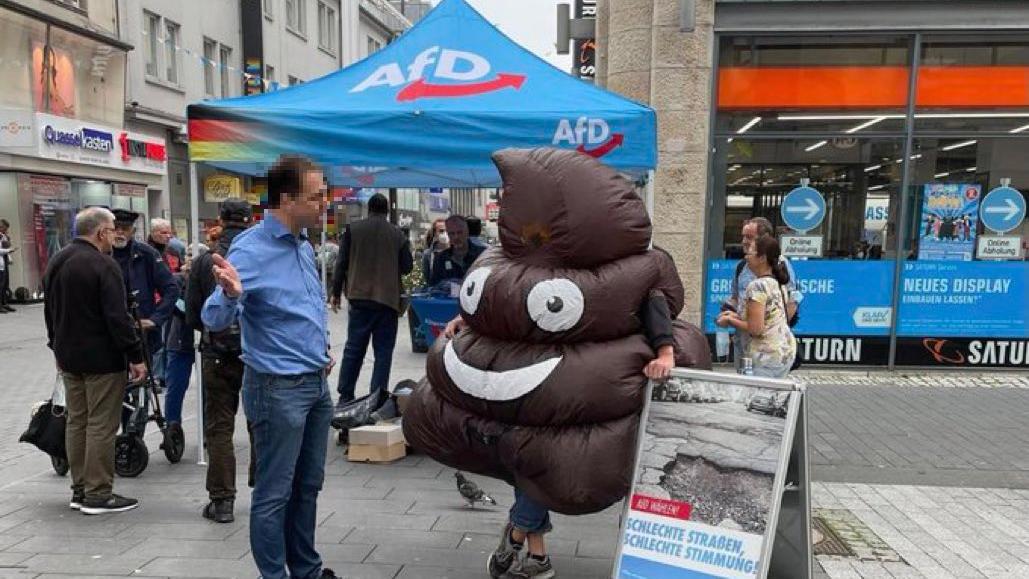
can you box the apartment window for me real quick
[366,36,381,57]
[54,0,86,13]
[203,38,217,96]
[164,20,181,84]
[317,1,336,54]
[144,11,160,77]
[285,0,306,35]
[219,46,232,97]
[263,0,274,19]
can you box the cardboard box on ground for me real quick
[347,420,408,463]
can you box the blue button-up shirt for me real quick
[202,213,329,375]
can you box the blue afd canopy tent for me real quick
[186,0,656,189]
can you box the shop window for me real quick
[42,26,126,126]
[915,36,1029,133]
[203,38,217,96]
[705,138,902,344]
[0,8,46,111]
[716,36,911,134]
[896,138,1029,342]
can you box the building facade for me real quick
[598,0,1029,368]
[121,0,368,241]
[0,0,166,298]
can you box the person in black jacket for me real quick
[185,198,253,524]
[43,207,145,516]
[110,210,178,378]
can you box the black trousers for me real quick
[0,268,9,305]
[201,355,255,500]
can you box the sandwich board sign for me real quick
[613,368,811,579]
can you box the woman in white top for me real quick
[716,236,796,378]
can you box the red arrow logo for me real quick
[396,73,526,102]
[577,133,624,158]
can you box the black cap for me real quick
[111,209,140,226]
[219,198,252,224]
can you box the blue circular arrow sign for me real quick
[781,186,826,232]
[980,186,1026,234]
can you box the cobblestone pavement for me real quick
[2,304,1028,578]
[814,482,1029,579]
[794,371,1029,389]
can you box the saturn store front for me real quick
[704,34,1029,369]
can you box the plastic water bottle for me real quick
[742,357,754,376]
[715,329,730,360]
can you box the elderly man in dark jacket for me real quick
[110,210,177,367]
[44,207,146,515]
[330,193,413,409]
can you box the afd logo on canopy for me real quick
[552,117,624,158]
[350,46,526,102]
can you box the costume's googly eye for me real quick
[460,267,491,315]
[527,279,584,332]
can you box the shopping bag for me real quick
[331,387,389,431]
[19,376,67,459]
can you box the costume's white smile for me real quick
[444,342,562,401]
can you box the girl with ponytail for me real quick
[716,236,797,377]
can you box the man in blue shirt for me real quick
[202,155,337,579]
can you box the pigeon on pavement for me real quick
[455,471,497,507]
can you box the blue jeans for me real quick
[242,368,333,579]
[336,301,399,403]
[163,349,195,424]
[510,488,552,535]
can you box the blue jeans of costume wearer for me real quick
[509,488,552,535]
[336,301,399,403]
[163,349,195,424]
[242,367,333,579]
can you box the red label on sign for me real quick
[630,494,692,521]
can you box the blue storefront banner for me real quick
[897,260,1029,338]
[917,183,980,261]
[706,258,1029,340]
[704,259,895,337]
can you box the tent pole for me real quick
[189,161,207,466]
[646,170,655,217]
[321,208,328,298]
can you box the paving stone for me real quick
[17,553,155,576]
[365,544,488,568]
[457,532,579,557]
[321,512,439,531]
[3,535,145,556]
[137,556,260,578]
[124,537,252,560]
[343,529,463,550]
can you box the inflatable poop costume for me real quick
[403,148,712,515]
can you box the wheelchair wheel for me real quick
[162,427,185,464]
[51,455,69,476]
[115,434,149,477]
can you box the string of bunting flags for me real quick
[141,26,280,91]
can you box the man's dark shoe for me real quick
[320,569,338,579]
[80,494,139,515]
[2,306,13,312]
[69,491,84,510]
[202,499,234,523]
